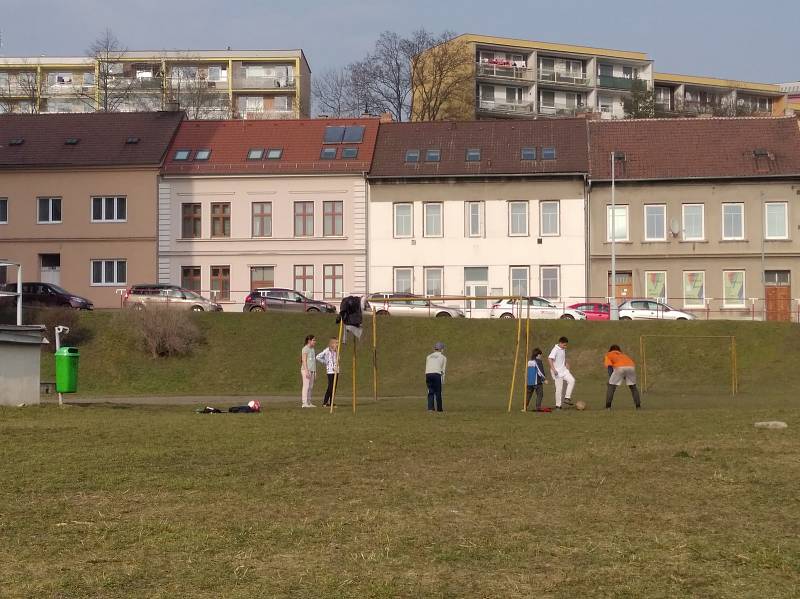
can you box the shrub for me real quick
[118,307,205,358]
[0,305,92,349]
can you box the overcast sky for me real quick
[1,0,797,84]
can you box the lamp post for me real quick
[610,152,626,320]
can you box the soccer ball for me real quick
[575,400,587,411]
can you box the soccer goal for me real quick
[639,335,738,396]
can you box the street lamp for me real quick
[610,151,626,321]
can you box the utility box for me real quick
[55,347,80,394]
[0,325,48,406]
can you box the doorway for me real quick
[464,267,489,310]
[39,254,61,285]
[608,271,633,302]
[764,270,791,321]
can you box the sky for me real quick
[1,0,797,84]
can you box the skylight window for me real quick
[125,137,140,145]
[323,126,346,144]
[174,149,191,161]
[194,149,211,161]
[320,147,337,160]
[466,148,481,162]
[64,138,80,145]
[267,148,283,160]
[342,125,365,143]
[542,147,557,160]
[8,138,24,146]
[405,149,420,163]
[247,148,265,160]
[341,147,358,159]
[521,147,536,161]
[426,149,441,162]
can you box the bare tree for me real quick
[0,63,41,113]
[409,30,473,122]
[313,67,356,117]
[167,59,231,119]
[79,28,142,112]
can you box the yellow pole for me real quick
[733,337,738,394]
[352,336,357,414]
[521,301,530,412]
[372,306,378,402]
[507,300,523,413]
[330,318,344,414]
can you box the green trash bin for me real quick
[55,347,80,393]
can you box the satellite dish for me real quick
[669,218,681,237]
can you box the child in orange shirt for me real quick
[604,345,641,410]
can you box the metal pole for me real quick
[610,152,618,320]
[330,318,344,414]
[521,301,530,412]
[372,306,378,402]
[352,336,357,414]
[16,263,22,326]
[507,304,523,413]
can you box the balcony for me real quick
[538,105,586,117]
[538,70,591,87]
[240,109,295,120]
[232,75,296,90]
[598,75,635,91]
[477,100,535,116]
[476,62,534,82]
[110,76,164,91]
[44,82,95,96]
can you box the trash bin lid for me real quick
[55,346,79,356]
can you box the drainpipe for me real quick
[584,174,591,302]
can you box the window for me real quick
[294,265,314,296]
[393,203,412,238]
[465,201,484,237]
[342,126,365,143]
[323,201,344,236]
[682,204,704,241]
[91,196,126,222]
[424,267,443,297]
[723,271,746,308]
[765,202,788,239]
[182,203,201,238]
[540,266,560,299]
[765,270,790,286]
[323,264,344,298]
[320,147,337,160]
[405,149,420,163]
[542,147,556,160]
[210,266,230,301]
[194,149,211,161]
[606,205,629,241]
[37,197,61,223]
[509,201,529,236]
[267,148,283,160]
[598,95,614,113]
[540,90,555,108]
[645,271,667,301]
[423,202,443,237]
[466,148,481,162]
[394,267,413,293]
[250,266,275,290]
[341,147,358,159]
[294,202,314,237]
[0,198,7,224]
[210,203,231,238]
[506,87,523,104]
[247,148,265,160]
[181,266,201,292]
[510,266,529,297]
[683,271,705,308]
[91,259,126,286]
[521,147,536,161]
[722,203,744,240]
[644,204,666,241]
[174,149,191,161]
[540,201,560,236]
[323,126,345,144]
[425,149,441,162]
[252,202,272,237]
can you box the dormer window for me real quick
[266,148,283,159]
[425,149,441,162]
[405,149,420,163]
[341,147,358,159]
[521,147,536,161]
[247,148,265,160]
[320,147,337,160]
[174,149,191,161]
[466,148,481,162]
[194,149,211,161]
[542,147,556,160]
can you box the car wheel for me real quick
[191,306,204,312]
[560,314,574,320]
[620,316,632,321]
[377,310,390,316]
[249,306,265,313]
[436,312,452,318]
[133,303,145,311]
[307,307,320,313]
[677,317,687,321]
[500,313,515,319]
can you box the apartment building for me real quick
[780,81,800,113]
[158,117,380,310]
[654,73,787,117]
[367,119,589,315]
[0,111,183,308]
[587,117,800,320]
[0,50,310,119]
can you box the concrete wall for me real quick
[0,343,42,406]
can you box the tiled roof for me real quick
[162,118,381,176]
[588,117,800,181]
[0,111,184,169]
[368,119,589,178]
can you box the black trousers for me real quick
[426,373,443,411]
[526,384,544,410]
[323,373,337,406]
[606,383,641,408]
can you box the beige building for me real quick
[0,111,183,308]
[588,117,800,320]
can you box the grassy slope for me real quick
[41,311,800,401]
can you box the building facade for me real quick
[158,118,380,310]
[367,120,589,315]
[587,117,800,320]
[0,50,310,119]
[654,73,787,117]
[0,111,183,308]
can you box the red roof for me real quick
[368,119,589,178]
[588,117,800,181]
[0,111,184,169]
[162,118,380,176]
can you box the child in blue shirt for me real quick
[526,348,549,412]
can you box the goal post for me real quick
[639,335,738,396]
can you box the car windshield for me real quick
[183,290,205,301]
[47,284,70,295]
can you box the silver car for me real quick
[618,299,696,320]
[368,293,465,318]
[123,284,223,312]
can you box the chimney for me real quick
[379,112,394,123]
[165,100,181,112]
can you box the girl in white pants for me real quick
[300,335,317,408]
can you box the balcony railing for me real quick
[232,76,296,90]
[538,105,585,116]
[476,62,534,82]
[109,76,164,90]
[538,70,591,87]
[597,75,635,91]
[44,82,94,95]
[477,100,535,115]
[240,108,295,120]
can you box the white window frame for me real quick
[91,196,127,223]
[393,203,413,238]
[722,270,746,309]
[606,204,629,242]
[644,271,667,302]
[90,259,127,286]
[37,197,62,224]
[682,204,705,241]
[0,197,7,224]
[394,267,413,294]
[682,271,706,309]
[764,202,789,240]
[508,201,529,237]
[423,202,443,238]
[539,200,560,237]
[643,204,666,241]
[540,266,560,300]
[465,201,484,238]
[423,267,443,297]
[510,266,530,298]
[721,203,745,241]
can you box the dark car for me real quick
[243,288,336,313]
[1,282,93,310]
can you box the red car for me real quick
[568,302,610,321]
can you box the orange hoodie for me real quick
[604,350,635,369]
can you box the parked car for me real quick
[367,293,465,318]
[618,299,696,320]
[569,302,610,321]
[123,284,222,312]
[243,288,336,313]
[0,282,93,310]
[490,297,586,320]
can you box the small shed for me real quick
[0,325,48,406]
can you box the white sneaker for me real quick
[302,404,317,408]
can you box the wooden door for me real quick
[608,272,633,302]
[765,286,791,322]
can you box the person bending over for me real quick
[604,344,641,410]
